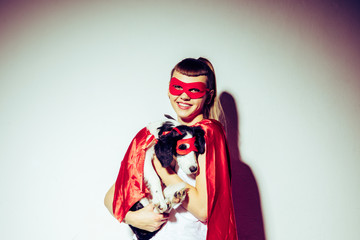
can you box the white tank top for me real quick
[150,166,207,240]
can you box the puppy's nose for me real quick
[190,166,198,173]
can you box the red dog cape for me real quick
[113,119,238,240]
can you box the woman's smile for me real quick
[177,102,192,109]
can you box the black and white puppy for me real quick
[129,119,205,240]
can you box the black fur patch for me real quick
[155,124,206,167]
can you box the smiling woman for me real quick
[1,0,360,239]
[105,57,237,240]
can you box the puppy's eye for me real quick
[178,144,189,150]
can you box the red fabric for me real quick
[112,127,150,221]
[198,119,238,240]
[172,127,182,135]
[113,119,238,239]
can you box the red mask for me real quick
[176,137,198,155]
[169,77,209,99]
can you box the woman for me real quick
[105,57,238,240]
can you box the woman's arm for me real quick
[153,152,208,222]
[104,184,168,232]
[104,184,115,216]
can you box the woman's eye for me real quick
[174,85,183,90]
[189,88,200,93]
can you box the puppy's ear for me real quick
[157,121,175,135]
[193,126,206,154]
[155,133,176,168]
[164,114,176,120]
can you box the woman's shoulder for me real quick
[196,118,224,130]
[129,126,151,144]
[195,119,226,137]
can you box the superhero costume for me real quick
[113,119,238,240]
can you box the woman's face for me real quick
[168,71,208,125]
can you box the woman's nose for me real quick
[180,92,190,100]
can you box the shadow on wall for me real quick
[219,92,266,240]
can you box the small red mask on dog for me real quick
[169,77,209,99]
[176,137,198,155]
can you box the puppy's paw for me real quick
[172,188,187,204]
[164,182,187,208]
[152,196,168,213]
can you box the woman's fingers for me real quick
[131,203,168,232]
[145,203,155,210]
[144,203,168,219]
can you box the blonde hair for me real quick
[171,57,224,122]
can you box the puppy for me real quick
[129,119,205,240]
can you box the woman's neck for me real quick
[178,114,204,126]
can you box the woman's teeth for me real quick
[178,103,190,107]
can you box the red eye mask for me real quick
[176,137,198,155]
[169,77,209,99]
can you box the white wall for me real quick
[0,0,359,239]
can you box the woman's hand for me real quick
[104,184,168,232]
[124,203,168,232]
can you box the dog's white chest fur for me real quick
[142,119,191,213]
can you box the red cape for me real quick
[113,119,238,240]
